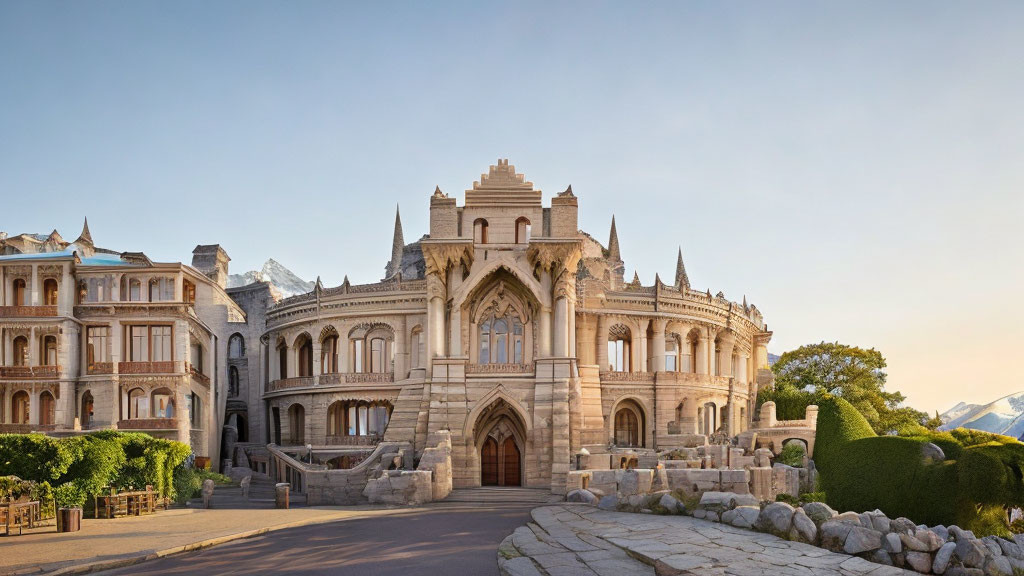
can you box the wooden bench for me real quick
[1,500,40,536]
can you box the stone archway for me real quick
[472,398,527,487]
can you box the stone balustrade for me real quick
[599,371,655,383]
[466,363,534,375]
[0,365,61,379]
[87,362,114,375]
[0,305,58,318]
[117,418,178,430]
[117,361,178,374]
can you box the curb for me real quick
[22,513,368,576]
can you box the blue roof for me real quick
[0,245,134,266]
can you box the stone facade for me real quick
[0,222,258,467]
[255,160,774,495]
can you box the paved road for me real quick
[98,501,536,576]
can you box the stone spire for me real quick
[74,217,93,246]
[675,247,690,289]
[608,216,621,262]
[387,205,405,279]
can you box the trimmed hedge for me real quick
[815,396,1024,536]
[0,432,190,508]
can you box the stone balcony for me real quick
[117,361,178,375]
[0,365,61,379]
[466,363,534,375]
[324,435,383,446]
[267,372,396,393]
[87,362,115,375]
[187,363,210,386]
[267,376,314,393]
[0,305,58,318]
[599,371,655,384]
[117,418,178,431]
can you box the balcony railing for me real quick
[117,418,178,430]
[599,371,655,383]
[0,365,61,379]
[344,373,393,384]
[118,361,177,374]
[267,377,314,392]
[325,435,382,446]
[187,363,210,385]
[466,363,534,375]
[319,373,344,386]
[87,362,115,375]
[0,305,58,318]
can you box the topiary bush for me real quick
[814,395,1024,536]
[776,442,806,467]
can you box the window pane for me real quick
[353,340,363,372]
[347,406,356,435]
[358,406,368,435]
[513,337,523,364]
[495,333,507,363]
[131,326,147,362]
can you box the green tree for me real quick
[761,342,928,434]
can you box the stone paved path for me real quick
[499,505,917,576]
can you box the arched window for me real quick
[296,335,313,377]
[369,338,385,373]
[228,367,239,397]
[12,278,27,306]
[515,217,531,244]
[129,279,142,301]
[128,388,147,419]
[701,401,718,435]
[321,333,339,374]
[288,404,305,444]
[41,335,57,366]
[11,391,30,424]
[43,279,58,306]
[12,336,28,366]
[81,391,94,429]
[151,387,174,418]
[228,334,245,358]
[478,312,524,364]
[614,401,643,448]
[473,218,489,244]
[327,401,344,437]
[277,341,288,378]
[607,324,632,372]
[38,392,55,426]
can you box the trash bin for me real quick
[275,483,290,509]
[57,507,82,533]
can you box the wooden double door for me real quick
[481,436,521,486]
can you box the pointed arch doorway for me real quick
[473,398,526,487]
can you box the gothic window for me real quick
[478,312,524,364]
[43,278,58,306]
[228,334,245,358]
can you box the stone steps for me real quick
[187,471,307,509]
[445,487,562,504]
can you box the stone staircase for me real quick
[187,471,307,509]
[444,487,563,505]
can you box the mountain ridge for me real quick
[227,258,313,299]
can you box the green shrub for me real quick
[172,467,233,505]
[775,493,799,505]
[815,396,1024,536]
[0,432,191,506]
[799,491,826,504]
[776,442,806,467]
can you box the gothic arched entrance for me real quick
[472,397,527,487]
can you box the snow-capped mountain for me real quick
[228,259,313,299]
[939,391,1024,439]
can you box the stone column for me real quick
[311,338,322,383]
[448,264,463,357]
[637,321,648,373]
[427,273,446,359]
[30,264,39,306]
[29,326,37,367]
[553,297,568,357]
[568,300,577,359]
[60,263,72,315]
[719,340,735,377]
[696,333,710,375]
[539,306,552,358]
[394,315,408,379]
[595,315,610,371]
[177,387,192,448]
[650,319,667,373]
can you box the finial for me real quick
[608,216,621,262]
[75,217,93,245]
[675,246,690,289]
[559,184,574,197]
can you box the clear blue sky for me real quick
[2,1,1022,413]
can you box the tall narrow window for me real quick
[43,279,58,306]
[493,319,508,363]
[129,388,148,418]
[278,343,287,378]
[151,326,172,361]
[352,339,364,373]
[12,391,30,424]
[297,337,313,377]
[191,395,202,428]
[38,392,55,426]
[229,367,239,397]
[515,217,531,244]
[665,339,678,372]
[228,334,244,358]
[321,335,338,373]
[13,336,28,366]
[13,279,27,306]
[473,219,489,244]
[129,326,148,361]
[410,330,422,369]
[479,321,490,363]
[370,338,384,373]
[512,319,524,363]
[42,335,57,365]
[183,279,196,304]
[151,388,174,418]
[129,279,141,301]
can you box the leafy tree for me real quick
[760,342,928,434]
